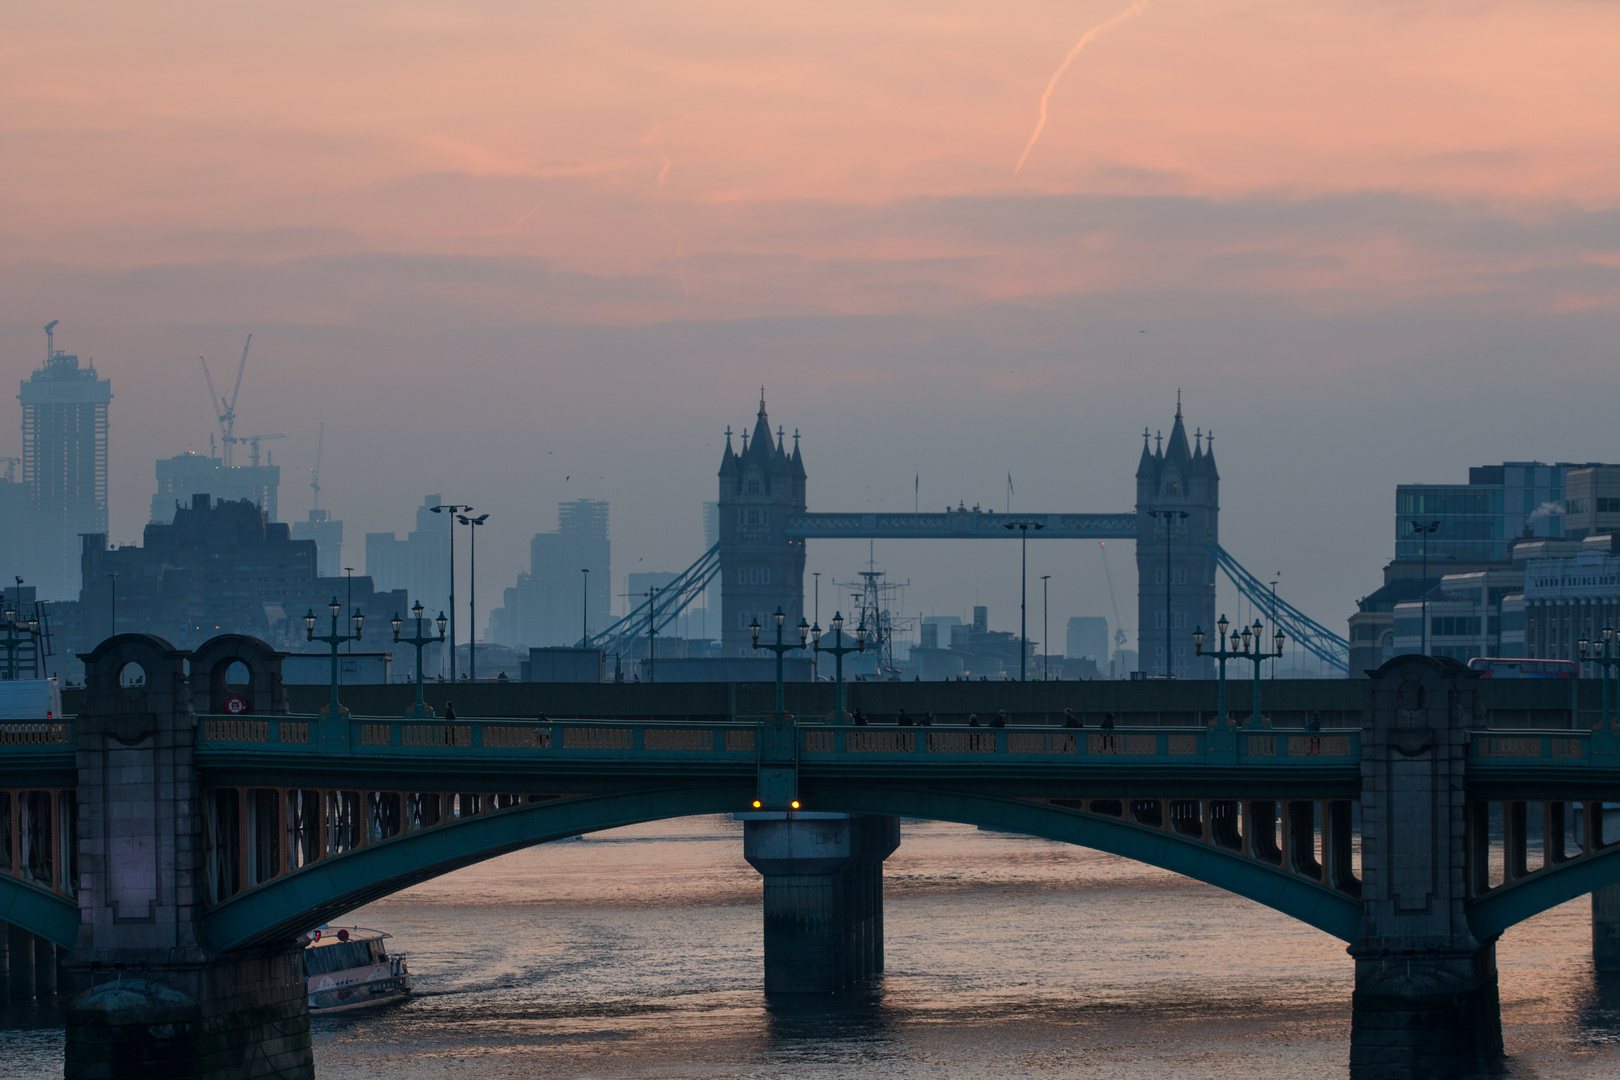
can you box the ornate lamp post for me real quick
[811,611,866,722]
[1237,619,1286,728]
[751,607,809,720]
[1579,625,1620,727]
[306,597,363,718]
[1411,519,1440,657]
[0,601,40,680]
[1193,614,1243,726]
[393,602,447,718]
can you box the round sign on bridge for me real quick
[223,694,250,715]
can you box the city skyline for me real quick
[3,0,1617,653]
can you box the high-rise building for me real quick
[1134,398,1218,678]
[717,393,806,657]
[486,500,610,648]
[366,495,452,629]
[1066,616,1109,661]
[18,321,111,599]
[1395,462,1613,563]
[152,452,279,524]
[291,509,343,577]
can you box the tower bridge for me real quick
[3,635,1620,1077]
[588,392,1349,672]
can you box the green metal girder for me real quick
[0,875,81,949]
[1467,845,1620,940]
[200,783,754,952]
[805,782,1365,942]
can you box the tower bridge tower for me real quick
[718,391,806,657]
[1135,396,1218,678]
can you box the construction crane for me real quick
[1097,540,1130,658]
[199,333,253,467]
[309,422,325,510]
[239,433,286,468]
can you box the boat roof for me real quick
[307,927,390,948]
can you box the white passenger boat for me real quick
[303,927,412,1014]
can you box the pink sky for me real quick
[2,0,1618,641]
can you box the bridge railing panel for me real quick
[1469,730,1595,766]
[1,721,73,745]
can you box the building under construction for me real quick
[12,320,111,599]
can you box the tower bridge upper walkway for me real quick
[783,510,1139,540]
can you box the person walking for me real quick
[897,708,913,726]
[1100,712,1115,729]
[853,708,869,726]
[1063,708,1080,728]
[991,710,1007,728]
[444,700,458,720]
[967,713,980,727]
[921,711,935,726]
[1307,711,1322,731]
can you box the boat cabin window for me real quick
[305,939,382,975]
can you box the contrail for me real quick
[1014,0,1149,175]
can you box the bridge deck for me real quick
[785,511,1138,539]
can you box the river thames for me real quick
[6,815,1620,1078]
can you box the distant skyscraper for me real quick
[151,451,280,523]
[17,321,111,599]
[1066,616,1108,661]
[486,500,610,648]
[291,509,343,577]
[366,495,452,626]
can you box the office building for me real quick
[1522,535,1620,667]
[1562,467,1620,541]
[366,495,452,627]
[79,494,406,651]
[15,321,111,599]
[1066,617,1109,661]
[1395,462,1613,564]
[152,451,279,524]
[485,500,610,649]
[291,509,343,577]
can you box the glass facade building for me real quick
[1395,462,1608,563]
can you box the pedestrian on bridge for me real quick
[1307,711,1322,731]
[991,711,1007,728]
[1063,708,1080,728]
[853,709,869,726]
[921,711,935,726]
[968,713,980,726]
[444,700,457,720]
[1101,712,1115,729]
[897,708,913,726]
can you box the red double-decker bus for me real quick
[1467,657,1580,679]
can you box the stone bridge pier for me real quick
[64,635,312,1080]
[1351,655,1502,1079]
[743,813,900,994]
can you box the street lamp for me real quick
[429,503,474,682]
[1003,520,1046,680]
[752,607,808,720]
[1236,619,1286,728]
[644,586,661,683]
[393,601,447,718]
[107,571,118,640]
[1040,574,1051,680]
[306,596,363,718]
[812,611,866,722]
[1579,625,1620,728]
[1147,508,1190,677]
[456,512,490,681]
[1411,519,1441,657]
[1194,614,1243,726]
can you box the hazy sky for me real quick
[3,0,1617,655]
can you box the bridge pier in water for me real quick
[743,813,900,994]
[1594,885,1620,972]
[1351,655,1503,1079]
[64,635,313,1080]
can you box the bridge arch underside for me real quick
[0,873,81,949]
[202,779,1377,952]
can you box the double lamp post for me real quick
[1194,614,1285,728]
[1580,625,1620,728]
[393,601,447,718]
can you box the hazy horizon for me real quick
[4,0,1617,654]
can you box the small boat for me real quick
[303,926,412,1014]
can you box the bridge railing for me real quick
[191,714,1371,766]
[194,714,762,762]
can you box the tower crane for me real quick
[1097,540,1130,659]
[238,433,286,468]
[309,422,324,510]
[199,333,253,467]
